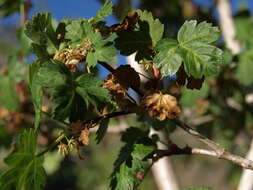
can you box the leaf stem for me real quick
[36,133,66,157]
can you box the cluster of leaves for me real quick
[0,129,46,190]
[0,0,227,190]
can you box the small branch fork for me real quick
[155,143,253,170]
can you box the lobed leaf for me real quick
[110,127,155,190]
[136,10,164,47]
[178,20,222,78]
[0,129,46,190]
[34,60,68,88]
[96,119,109,144]
[75,73,111,108]
[92,0,113,23]
[154,38,182,76]
[25,13,58,55]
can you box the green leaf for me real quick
[65,19,93,45]
[115,30,152,61]
[236,49,253,86]
[52,86,75,121]
[0,0,20,17]
[92,0,113,23]
[25,13,58,56]
[0,129,46,190]
[154,38,182,76]
[136,10,164,46]
[75,73,110,108]
[65,20,116,66]
[29,61,43,130]
[86,52,97,67]
[178,21,219,44]
[95,45,117,63]
[34,60,68,88]
[110,127,155,190]
[177,20,223,78]
[0,75,19,111]
[18,27,32,56]
[96,119,109,144]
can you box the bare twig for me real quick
[173,118,225,157]
[172,119,253,170]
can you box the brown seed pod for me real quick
[141,92,181,121]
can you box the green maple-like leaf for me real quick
[75,73,111,108]
[29,61,43,130]
[110,127,155,190]
[96,119,109,144]
[65,19,116,66]
[115,10,163,61]
[34,60,69,88]
[65,19,93,45]
[115,29,152,61]
[178,20,223,78]
[0,0,20,17]
[154,38,182,76]
[136,10,164,47]
[92,0,113,23]
[154,20,223,78]
[0,129,46,190]
[25,13,58,56]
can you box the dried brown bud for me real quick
[141,92,181,120]
[79,127,90,146]
[103,65,140,100]
[111,11,139,32]
[103,74,127,99]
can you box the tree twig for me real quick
[173,118,225,157]
[156,144,253,170]
[171,119,253,170]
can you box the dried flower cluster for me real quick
[141,92,181,121]
[53,38,93,71]
[58,139,79,156]
[103,65,140,100]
